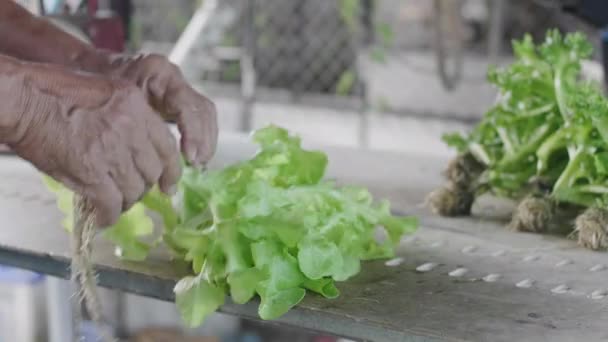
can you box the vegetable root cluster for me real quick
[430,29,608,251]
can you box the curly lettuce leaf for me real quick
[172,125,417,326]
[174,275,225,327]
[42,125,418,327]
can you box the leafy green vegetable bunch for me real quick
[436,29,608,247]
[44,125,418,326]
[443,29,595,199]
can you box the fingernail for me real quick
[186,147,197,166]
[161,184,177,196]
[168,185,177,196]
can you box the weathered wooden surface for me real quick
[1,133,607,342]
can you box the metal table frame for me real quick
[2,136,607,341]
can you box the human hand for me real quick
[6,65,181,227]
[108,53,218,167]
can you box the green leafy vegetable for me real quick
[174,275,225,327]
[441,29,597,201]
[170,125,417,323]
[438,28,608,241]
[42,125,418,326]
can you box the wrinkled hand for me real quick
[107,54,218,167]
[8,69,181,227]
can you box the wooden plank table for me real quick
[1,133,607,342]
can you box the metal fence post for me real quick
[487,0,507,64]
[240,0,257,132]
[357,1,371,148]
[169,0,218,68]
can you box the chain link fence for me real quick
[189,0,497,112]
[131,0,602,124]
[193,0,369,99]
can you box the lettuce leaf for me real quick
[42,124,418,326]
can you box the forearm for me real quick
[0,54,28,143]
[0,1,111,73]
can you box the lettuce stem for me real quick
[554,65,571,122]
[498,123,554,170]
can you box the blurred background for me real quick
[16,0,605,160]
[4,0,608,341]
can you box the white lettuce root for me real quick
[428,153,483,217]
[426,182,475,217]
[573,207,608,250]
[509,195,554,233]
[443,153,484,188]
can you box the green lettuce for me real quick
[443,29,594,200]
[42,125,418,326]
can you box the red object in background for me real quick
[313,337,338,342]
[86,0,125,52]
[0,1,127,155]
[88,16,125,52]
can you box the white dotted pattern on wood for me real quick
[2,147,608,342]
[2,157,608,303]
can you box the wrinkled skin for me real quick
[1,57,181,228]
[0,1,218,226]
[106,54,218,166]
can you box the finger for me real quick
[130,128,164,188]
[85,173,123,228]
[179,99,218,166]
[105,142,147,212]
[180,133,198,167]
[44,156,122,228]
[198,105,218,164]
[176,110,200,166]
[113,159,146,212]
[145,113,181,194]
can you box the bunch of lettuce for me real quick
[433,29,608,247]
[442,29,593,197]
[44,125,418,326]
